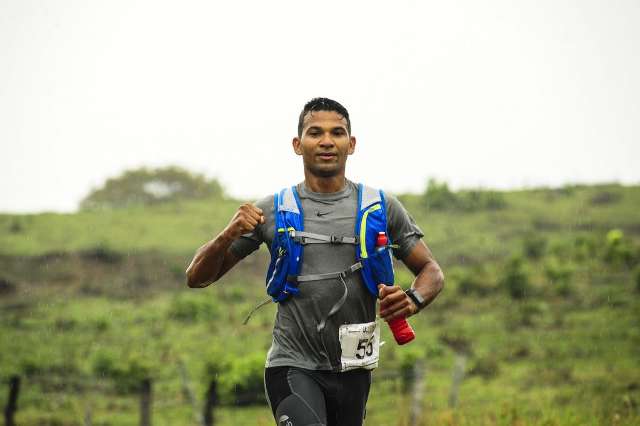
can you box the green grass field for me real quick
[1,183,639,425]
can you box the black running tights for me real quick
[264,366,371,426]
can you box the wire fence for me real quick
[2,356,465,426]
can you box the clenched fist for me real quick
[223,203,265,240]
[378,284,417,321]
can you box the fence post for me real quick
[448,353,467,408]
[140,378,152,426]
[409,360,426,426]
[84,406,92,426]
[203,379,218,426]
[4,375,20,426]
[178,360,205,426]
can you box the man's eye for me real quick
[332,129,346,136]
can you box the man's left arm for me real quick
[378,240,444,321]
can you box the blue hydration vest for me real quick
[265,183,395,303]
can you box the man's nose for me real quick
[319,132,335,147]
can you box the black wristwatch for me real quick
[405,288,426,312]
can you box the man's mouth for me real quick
[316,153,337,160]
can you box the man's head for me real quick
[293,98,356,179]
[297,98,351,138]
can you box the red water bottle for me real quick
[377,232,416,345]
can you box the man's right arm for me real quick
[185,203,264,288]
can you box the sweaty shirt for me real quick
[230,180,424,371]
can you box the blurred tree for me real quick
[422,178,457,210]
[544,257,574,297]
[604,229,636,267]
[80,166,224,210]
[500,256,531,299]
[457,189,506,211]
[456,266,493,297]
[422,178,506,211]
[522,233,547,259]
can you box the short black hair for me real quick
[297,98,351,138]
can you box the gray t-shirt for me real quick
[230,180,424,371]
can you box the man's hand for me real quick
[378,284,417,322]
[186,203,263,288]
[223,203,265,240]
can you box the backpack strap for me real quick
[289,230,359,245]
[279,186,301,214]
[287,262,363,283]
[359,184,382,210]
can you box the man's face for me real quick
[292,110,356,178]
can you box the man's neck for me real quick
[303,173,347,193]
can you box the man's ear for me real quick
[292,137,303,155]
[348,136,356,155]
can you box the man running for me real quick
[186,98,444,426]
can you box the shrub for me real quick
[634,265,640,293]
[8,218,24,233]
[504,301,547,329]
[604,229,635,267]
[91,351,119,378]
[423,179,457,210]
[20,357,46,376]
[218,352,266,405]
[0,277,16,295]
[590,190,622,205]
[422,179,507,212]
[544,258,574,297]
[113,358,152,394]
[94,318,111,332]
[79,245,122,264]
[457,189,507,211]
[499,256,531,299]
[438,327,473,355]
[456,268,493,297]
[20,356,79,377]
[469,355,500,381]
[522,233,547,259]
[519,301,547,326]
[54,317,77,331]
[168,294,220,322]
[91,351,152,394]
[572,235,597,262]
[398,347,425,393]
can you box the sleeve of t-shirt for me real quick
[229,195,274,259]
[385,193,425,260]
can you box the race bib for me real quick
[338,321,380,372]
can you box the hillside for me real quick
[0,183,639,425]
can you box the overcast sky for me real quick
[2,0,638,213]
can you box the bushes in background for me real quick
[91,351,152,394]
[422,179,506,212]
[168,293,220,322]
[80,166,224,210]
[204,351,266,405]
[604,229,636,267]
[544,257,575,297]
[499,256,531,299]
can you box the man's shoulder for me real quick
[254,194,275,212]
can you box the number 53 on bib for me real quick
[338,321,380,372]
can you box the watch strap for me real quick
[405,288,425,311]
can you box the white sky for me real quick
[1,0,639,213]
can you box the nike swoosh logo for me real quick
[316,210,331,217]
